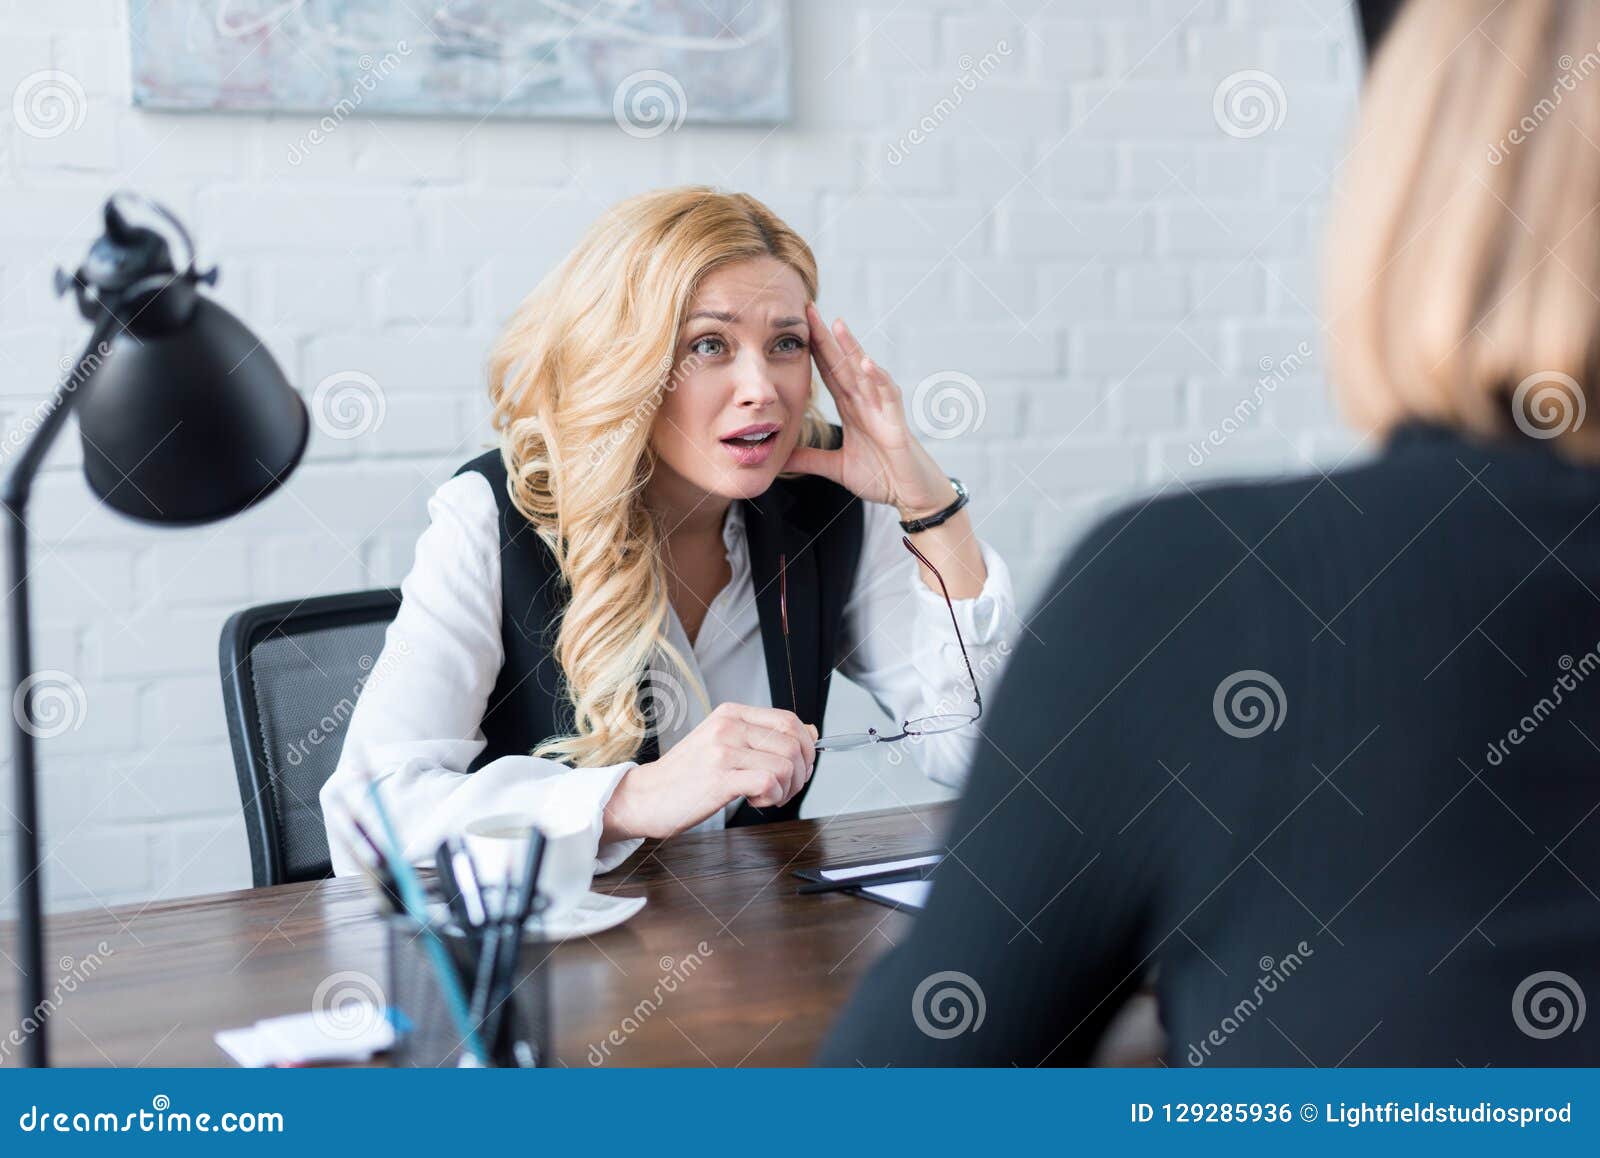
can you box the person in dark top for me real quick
[819,0,1600,1066]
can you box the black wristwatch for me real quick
[899,477,969,534]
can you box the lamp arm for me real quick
[1,313,118,1069]
[1,316,117,509]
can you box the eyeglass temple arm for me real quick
[900,535,983,722]
[779,553,800,717]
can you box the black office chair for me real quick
[219,589,402,887]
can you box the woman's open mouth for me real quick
[719,423,782,466]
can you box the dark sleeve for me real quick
[817,496,1236,1066]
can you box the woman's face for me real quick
[648,255,814,510]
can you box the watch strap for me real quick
[899,477,969,534]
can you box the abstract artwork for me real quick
[129,1,791,127]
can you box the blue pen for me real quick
[362,777,488,1065]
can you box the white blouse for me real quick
[322,470,1017,877]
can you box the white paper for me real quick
[862,880,931,909]
[214,1027,274,1068]
[818,854,941,882]
[215,1006,395,1068]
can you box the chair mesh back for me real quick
[244,619,392,883]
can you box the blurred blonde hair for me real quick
[486,187,832,767]
[1326,0,1600,457]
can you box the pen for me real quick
[487,827,548,1059]
[338,799,406,912]
[328,818,399,912]
[469,863,516,1042]
[346,813,388,865]
[434,841,479,931]
[362,776,488,1065]
[449,836,489,925]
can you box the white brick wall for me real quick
[0,0,1362,912]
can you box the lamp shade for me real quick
[76,295,308,525]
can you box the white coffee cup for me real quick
[461,812,595,922]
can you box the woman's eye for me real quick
[773,334,806,353]
[689,335,725,357]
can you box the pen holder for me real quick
[386,914,552,1068]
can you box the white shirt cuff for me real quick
[908,538,1014,646]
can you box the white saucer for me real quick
[431,891,646,943]
[522,891,646,942]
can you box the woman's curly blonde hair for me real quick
[486,187,833,767]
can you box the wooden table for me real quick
[0,805,950,1067]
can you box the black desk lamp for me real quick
[2,193,308,1066]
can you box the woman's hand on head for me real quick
[601,702,818,842]
[782,303,958,522]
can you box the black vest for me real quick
[455,446,865,825]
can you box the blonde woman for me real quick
[823,0,1600,1066]
[322,188,1016,874]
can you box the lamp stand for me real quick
[2,314,118,1068]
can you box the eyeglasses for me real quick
[780,536,983,753]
